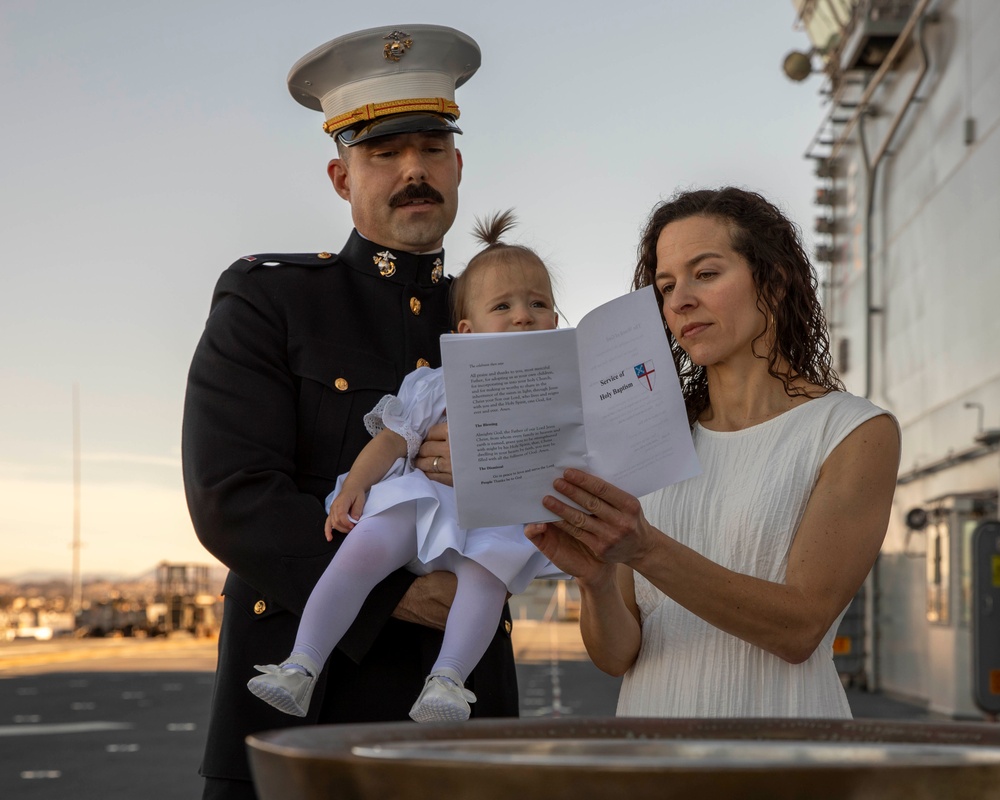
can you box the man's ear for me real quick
[328,158,350,202]
[455,148,463,186]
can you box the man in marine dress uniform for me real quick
[182,25,519,800]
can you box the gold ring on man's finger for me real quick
[432,456,441,473]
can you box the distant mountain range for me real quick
[4,570,127,583]
[1,563,228,586]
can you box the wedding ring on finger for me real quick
[432,456,441,473]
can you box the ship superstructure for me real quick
[788,0,1000,717]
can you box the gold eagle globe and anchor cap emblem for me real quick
[382,31,413,62]
[374,250,397,277]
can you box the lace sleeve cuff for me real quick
[363,395,394,438]
[364,395,423,465]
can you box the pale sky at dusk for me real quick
[0,1,824,578]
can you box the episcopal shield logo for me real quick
[634,361,655,390]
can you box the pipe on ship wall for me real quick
[854,1,938,693]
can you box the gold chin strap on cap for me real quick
[323,98,461,135]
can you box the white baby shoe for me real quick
[247,656,321,717]
[408,667,477,723]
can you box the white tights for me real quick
[291,502,508,683]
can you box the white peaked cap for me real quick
[287,25,481,145]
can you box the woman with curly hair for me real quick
[526,187,899,717]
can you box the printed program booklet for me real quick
[441,285,701,528]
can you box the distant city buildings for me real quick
[0,562,223,641]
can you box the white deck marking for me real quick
[0,721,133,737]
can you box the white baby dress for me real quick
[326,366,560,593]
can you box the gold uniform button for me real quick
[409,297,422,315]
[504,619,512,635]
[253,600,266,615]
[416,358,430,369]
[317,251,333,259]
[334,377,349,391]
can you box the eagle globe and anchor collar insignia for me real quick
[374,251,444,283]
[374,250,397,277]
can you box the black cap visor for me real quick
[336,112,463,147]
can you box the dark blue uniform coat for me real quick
[182,231,519,783]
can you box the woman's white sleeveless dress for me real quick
[616,391,891,718]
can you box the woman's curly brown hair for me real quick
[633,187,842,424]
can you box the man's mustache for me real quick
[389,183,445,207]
